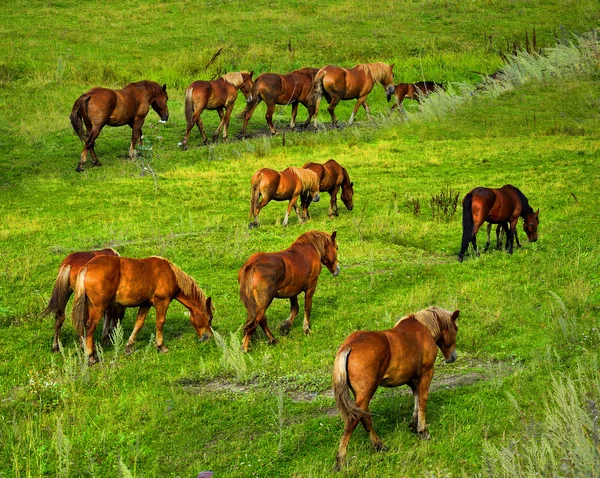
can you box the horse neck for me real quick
[176,289,204,312]
[341,168,351,190]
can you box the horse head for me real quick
[191,296,214,342]
[240,71,254,103]
[437,309,459,363]
[321,231,340,276]
[341,170,354,211]
[151,83,169,123]
[523,208,539,242]
[382,63,395,102]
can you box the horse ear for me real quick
[451,310,460,321]
[350,182,354,187]
[390,63,395,70]
[535,208,539,217]
[207,296,214,311]
[331,231,337,242]
[250,71,254,79]
[162,84,167,92]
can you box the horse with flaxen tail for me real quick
[302,159,354,217]
[458,184,539,262]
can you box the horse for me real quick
[302,159,354,217]
[485,222,521,252]
[390,81,444,112]
[70,80,169,172]
[71,256,213,365]
[333,307,460,470]
[238,68,319,136]
[308,62,395,127]
[238,230,339,352]
[458,184,539,262]
[181,71,254,148]
[41,248,124,352]
[248,167,321,228]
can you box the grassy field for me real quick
[1,1,600,476]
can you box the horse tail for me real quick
[250,170,263,218]
[333,346,365,423]
[184,85,195,129]
[308,68,326,108]
[71,267,88,337]
[238,264,256,323]
[70,93,90,142]
[41,265,72,318]
[461,192,475,253]
[237,79,262,120]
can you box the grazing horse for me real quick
[181,71,254,148]
[333,307,459,470]
[248,167,320,228]
[238,230,339,352]
[458,184,539,262]
[302,159,354,217]
[238,68,319,136]
[391,81,444,111]
[309,62,395,127]
[72,256,214,365]
[70,81,169,172]
[41,248,124,352]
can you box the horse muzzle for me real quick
[444,350,457,364]
[312,193,320,203]
[159,114,169,123]
[199,332,212,343]
[386,85,395,102]
[331,264,340,277]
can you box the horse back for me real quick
[62,249,119,288]
[471,186,519,222]
[277,168,303,197]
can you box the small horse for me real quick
[238,230,339,352]
[249,167,320,228]
[390,81,444,111]
[459,184,539,262]
[333,307,459,470]
[302,159,354,217]
[181,71,254,148]
[41,248,124,352]
[309,62,395,127]
[71,81,169,172]
[239,68,319,136]
[485,222,521,252]
[72,256,213,365]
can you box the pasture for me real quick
[1,0,600,476]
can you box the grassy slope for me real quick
[1,1,599,476]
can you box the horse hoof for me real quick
[125,344,135,355]
[457,256,464,263]
[248,222,258,230]
[88,354,99,366]
[157,344,169,354]
[75,166,84,172]
[303,327,311,335]
[268,338,279,346]
[419,430,431,440]
[409,421,418,432]
[279,321,291,336]
[92,161,102,167]
[374,442,388,452]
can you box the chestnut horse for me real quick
[333,307,459,470]
[72,256,213,364]
[71,81,169,172]
[238,230,339,352]
[249,167,320,228]
[308,62,395,127]
[302,159,354,217]
[181,71,254,148]
[41,248,124,352]
[239,68,319,136]
[459,184,539,262]
[390,81,444,111]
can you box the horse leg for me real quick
[327,96,341,127]
[416,368,434,439]
[362,99,372,121]
[258,316,278,345]
[241,98,261,138]
[279,296,299,336]
[221,104,234,142]
[125,305,151,355]
[348,97,367,125]
[302,285,317,334]
[265,102,277,135]
[76,125,101,172]
[129,119,144,159]
[52,309,67,353]
[329,186,340,217]
[290,102,299,129]
[408,382,419,432]
[507,219,518,255]
[84,305,104,365]
[154,301,171,353]
[471,222,483,258]
[283,196,299,226]
[335,415,361,471]
[484,223,492,252]
[102,303,125,347]
[515,228,521,248]
[212,108,225,142]
[311,97,322,130]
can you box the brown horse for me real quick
[181,71,254,148]
[333,307,459,470]
[391,81,444,111]
[302,159,354,217]
[249,167,320,228]
[72,256,213,364]
[459,184,539,261]
[71,81,169,172]
[308,62,395,127]
[41,248,124,352]
[238,230,339,352]
[239,68,319,136]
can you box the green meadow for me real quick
[1,1,600,476]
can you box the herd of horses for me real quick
[58,64,541,469]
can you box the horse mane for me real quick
[222,72,250,87]
[164,259,207,304]
[290,167,320,194]
[394,306,455,340]
[341,167,351,189]
[357,63,392,83]
[508,185,533,215]
[292,230,333,257]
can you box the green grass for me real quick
[1,1,600,476]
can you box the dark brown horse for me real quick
[70,81,169,172]
[391,81,444,111]
[308,62,395,127]
[249,167,321,228]
[72,256,213,364]
[333,307,459,470]
[181,71,254,148]
[302,159,354,217]
[41,248,124,352]
[238,230,339,352]
[239,68,319,136]
[459,184,539,262]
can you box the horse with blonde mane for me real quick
[333,306,459,470]
[71,256,214,365]
[308,62,395,127]
[238,230,340,352]
[41,248,124,352]
[302,159,354,217]
[248,167,320,228]
[181,71,254,148]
